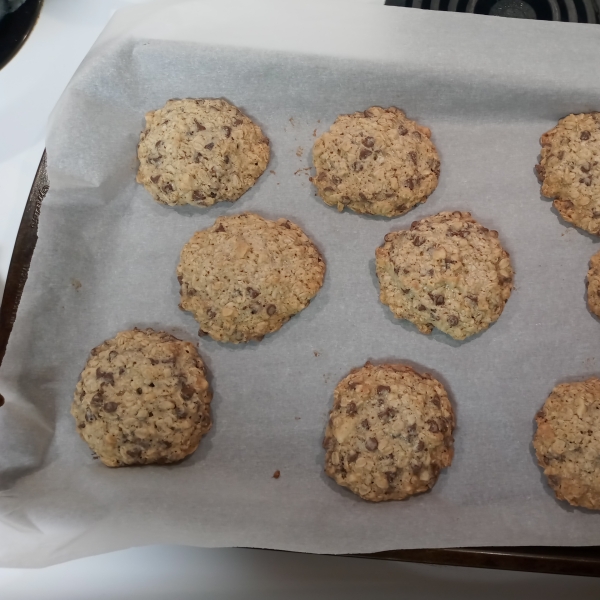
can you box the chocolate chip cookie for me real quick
[536,113,600,235]
[534,378,600,510]
[376,211,514,340]
[312,106,440,218]
[323,362,454,502]
[177,213,325,343]
[137,98,270,207]
[71,328,212,467]
[587,249,600,317]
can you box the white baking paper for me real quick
[1,0,600,568]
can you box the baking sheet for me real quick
[2,0,600,568]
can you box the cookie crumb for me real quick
[270,170,276,175]
[294,167,311,176]
[313,128,317,137]
[313,350,320,357]
[296,146,303,157]
[273,470,281,479]
[71,278,82,291]
[289,117,294,126]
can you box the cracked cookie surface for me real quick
[312,106,440,218]
[375,211,513,340]
[137,98,269,207]
[323,362,454,502]
[177,213,325,343]
[536,112,600,235]
[534,378,600,510]
[71,328,212,467]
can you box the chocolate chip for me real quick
[346,401,357,416]
[362,136,375,148]
[359,192,368,202]
[548,474,560,486]
[162,441,172,449]
[429,293,445,306]
[365,437,378,451]
[215,224,225,233]
[194,119,206,131]
[194,153,202,163]
[204,142,214,150]
[557,151,565,160]
[412,131,422,141]
[427,419,440,433]
[398,126,408,136]
[409,151,417,165]
[136,388,142,395]
[224,155,229,164]
[581,164,590,173]
[580,177,592,187]
[78,423,85,429]
[104,402,118,413]
[467,294,478,304]
[447,315,459,326]
[163,182,174,193]
[361,419,370,430]
[331,175,342,185]
[85,408,96,423]
[266,304,276,316]
[405,178,414,190]
[359,148,372,160]
[193,191,206,201]
[431,395,441,408]
[175,408,188,419]
[91,392,104,407]
[223,126,231,138]
[348,452,358,464]
[348,380,359,389]
[418,304,427,311]
[198,329,208,337]
[317,172,327,182]
[322,436,332,449]
[127,448,142,458]
[323,187,334,193]
[180,383,195,400]
[150,175,161,184]
[281,220,291,229]
[581,131,591,141]
[96,368,115,385]
[385,471,396,483]
[233,118,243,126]
[412,235,425,246]
[353,162,363,172]
[247,287,260,298]
[272,470,281,479]
[411,463,422,474]
[377,385,391,394]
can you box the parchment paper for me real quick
[2,0,600,568]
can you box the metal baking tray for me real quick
[1,152,599,577]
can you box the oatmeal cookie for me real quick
[323,362,454,502]
[71,328,212,467]
[375,211,514,340]
[536,112,600,235]
[177,213,325,343]
[534,378,600,510]
[312,106,440,217]
[137,98,269,206]
[587,249,600,317]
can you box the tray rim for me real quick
[1,151,599,577]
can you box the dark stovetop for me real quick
[386,0,599,23]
